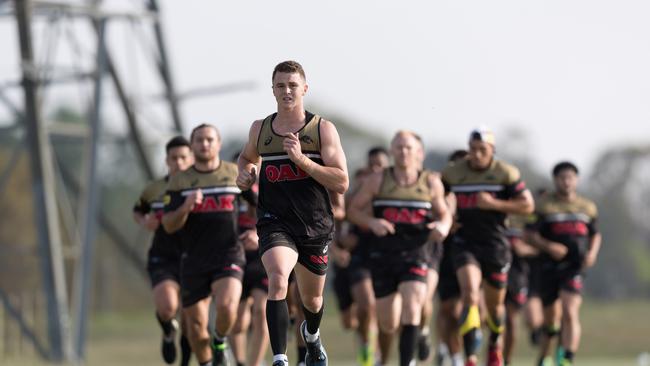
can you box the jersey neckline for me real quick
[191,160,222,174]
[269,111,314,138]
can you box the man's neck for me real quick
[393,165,419,186]
[276,105,306,126]
[556,190,576,202]
[195,157,220,172]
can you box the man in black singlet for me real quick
[163,125,246,366]
[237,61,349,366]
[133,136,193,365]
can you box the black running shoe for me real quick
[300,321,328,366]
[161,318,178,364]
[417,333,432,361]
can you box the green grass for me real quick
[2,299,649,365]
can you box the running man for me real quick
[163,124,245,366]
[348,130,452,366]
[229,151,269,366]
[435,149,468,366]
[237,60,349,366]
[333,147,389,366]
[133,136,193,365]
[441,127,534,366]
[529,162,601,366]
[503,214,539,366]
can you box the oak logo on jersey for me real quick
[192,194,236,213]
[551,221,588,236]
[456,192,496,209]
[382,207,428,225]
[265,164,309,183]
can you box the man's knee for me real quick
[302,295,323,313]
[267,273,289,298]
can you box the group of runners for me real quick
[133,60,601,366]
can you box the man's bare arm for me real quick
[290,120,349,194]
[237,120,263,191]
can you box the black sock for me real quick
[399,324,419,366]
[462,328,482,358]
[199,362,212,366]
[564,350,574,361]
[236,363,244,366]
[302,304,324,335]
[156,312,174,336]
[180,334,192,366]
[267,299,290,355]
[297,346,307,363]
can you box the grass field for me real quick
[2,299,649,365]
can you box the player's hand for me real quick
[476,191,498,210]
[368,218,395,237]
[546,241,568,261]
[183,189,203,212]
[427,221,446,243]
[143,214,160,231]
[582,251,597,269]
[239,229,259,251]
[331,244,351,267]
[237,166,257,191]
[283,132,304,164]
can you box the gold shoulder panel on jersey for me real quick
[441,160,465,185]
[575,195,598,218]
[493,160,521,185]
[299,113,321,152]
[166,169,190,192]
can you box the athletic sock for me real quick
[199,362,212,366]
[273,353,289,365]
[459,305,482,358]
[156,312,175,336]
[564,350,575,361]
[267,299,290,355]
[399,324,419,366]
[180,334,192,366]
[302,304,324,337]
[486,314,505,347]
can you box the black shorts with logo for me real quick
[258,219,332,276]
[437,242,460,301]
[368,246,430,299]
[241,251,268,300]
[539,259,584,307]
[180,251,245,307]
[147,251,181,288]
[506,260,529,309]
[451,236,512,289]
[428,241,443,272]
[332,264,354,311]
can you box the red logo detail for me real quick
[515,292,527,305]
[238,214,257,229]
[409,266,428,277]
[551,222,588,236]
[456,192,496,209]
[261,278,269,286]
[515,181,526,192]
[223,264,243,272]
[490,272,508,283]
[193,195,236,213]
[567,276,583,290]
[382,207,428,224]
[154,209,164,220]
[309,255,328,265]
[265,164,309,183]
